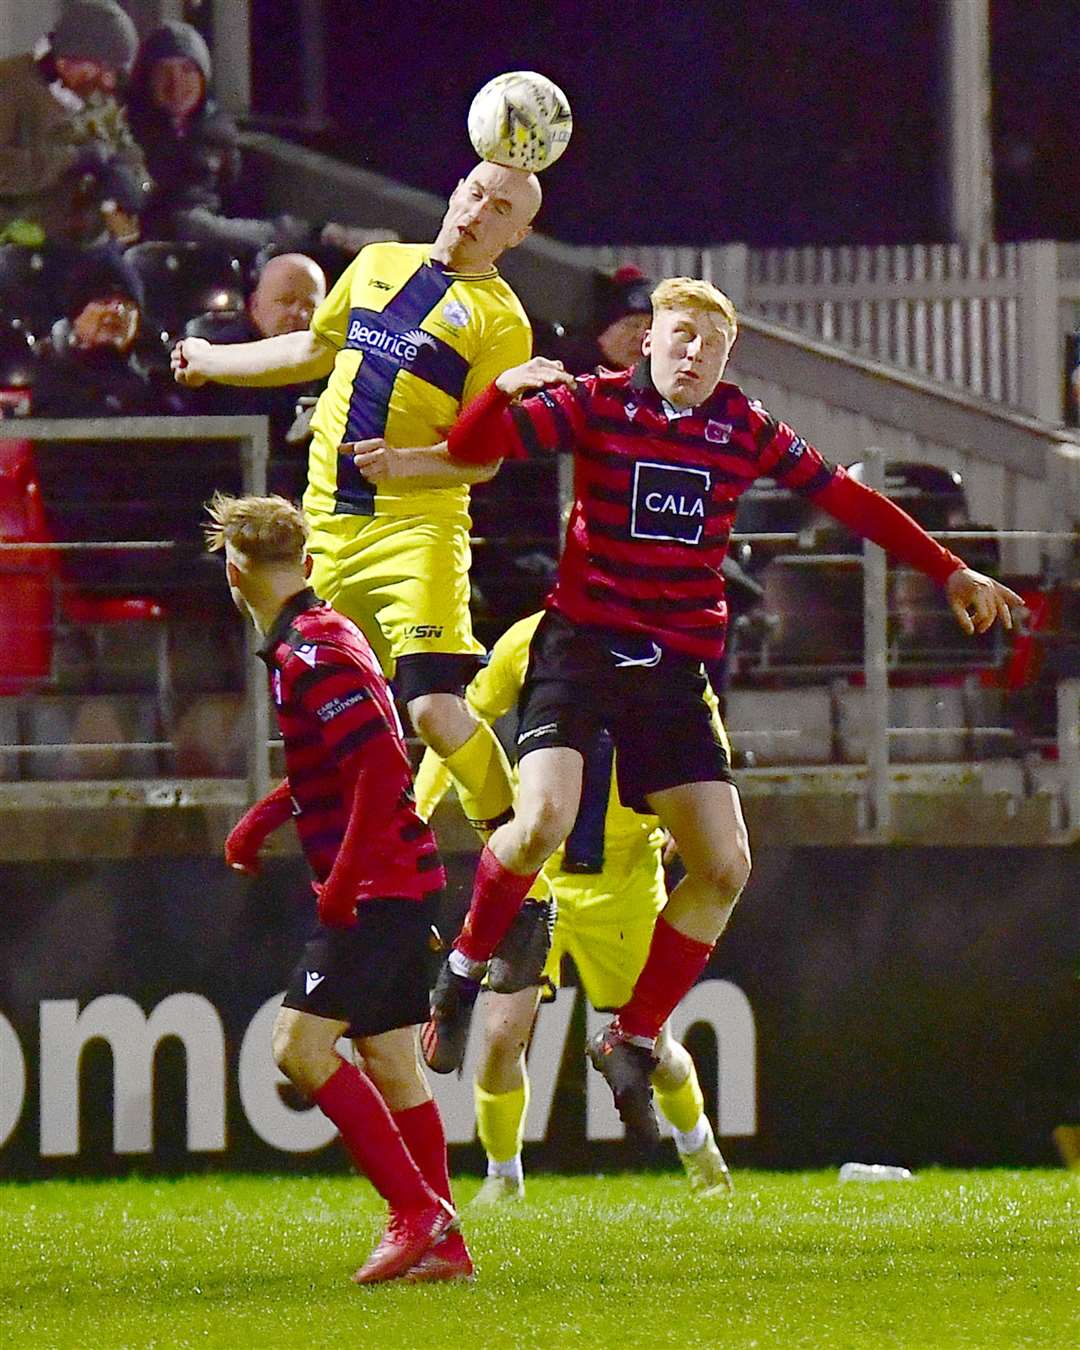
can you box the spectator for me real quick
[127,22,396,264]
[558,265,654,373]
[247,252,327,339]
[0,0,151,248]
[126,22,245,247]
[33,248,175,417]
[179,252,328,497]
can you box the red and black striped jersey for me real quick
[454,363,840,660]
[258,588,444,904]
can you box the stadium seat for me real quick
[125,241,246,339]
[837,683,968,763]
[724,687,834,765]
[170,693,246,777]
[0,438,56,694]
[0,439,173,769]
[0,243,77,339]
[23,693,163,780]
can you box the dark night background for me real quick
[249,0,1080,246]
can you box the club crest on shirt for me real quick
[705,420,733,444]
[441,298,470,327]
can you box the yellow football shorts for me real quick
[541,836,667,1011]
[306,510,484,678]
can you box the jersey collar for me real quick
[628,359,735,420]
[257,586,322,663]
[426,250,499,282]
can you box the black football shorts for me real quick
[282,895,441,1039]
[515,610,734,813]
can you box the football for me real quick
[467,71,573,173]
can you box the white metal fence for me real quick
[588,240,1080,424]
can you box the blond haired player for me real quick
[205,493,469,1284]
[414,611,732,1201]
[367,274,1021,1142]
[173,161,541,844]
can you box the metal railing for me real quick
[1,424,1079,839]
[0,415,271,804]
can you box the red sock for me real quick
[617,917,714,1040]
[392,1098,452,1205]
[393,1098,467,1257]
[454,845,539,963]
[313,1060,434,1211]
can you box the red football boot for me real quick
[351,1196,454,1285]
[399,1229,475,1284]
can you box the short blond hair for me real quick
[651,277,738,337]
[204,492,308,565]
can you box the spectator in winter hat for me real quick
[558,266,656,373]
[0,0,149,246]
[33,248,174,418]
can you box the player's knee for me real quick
[514,794,574,864]
[271,1014,331,1091]
[482,1016,530,1066]
[407,693,463,755]
[696,841,751,904]
[271,1021,305,1084]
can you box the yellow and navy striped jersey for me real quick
[304,242,531,522]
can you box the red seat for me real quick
[0,438,168,695]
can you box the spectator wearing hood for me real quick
[128,21,399,261]
[0,0,151,247]
[126,21,246,244]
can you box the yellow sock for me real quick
[654,1063,705,1136]
[412,746,454,823]
[442,722,514,832]
[474,1079,530,1164]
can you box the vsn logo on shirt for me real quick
[630,461,711,545]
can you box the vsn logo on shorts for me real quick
[629,461,711,545]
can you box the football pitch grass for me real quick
[1,1170,1075,1348]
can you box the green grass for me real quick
[0,1170,1076,1348]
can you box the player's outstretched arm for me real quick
[171,331,337,389]
[347,437,502,485]
[448,361,583,466]
[225,779,294,874]
[810,470,1022,635]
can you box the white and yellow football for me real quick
[467,71,573,173]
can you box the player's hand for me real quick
[945,568,1024,636]
[345,437,416,481]
[313,881,358,928]
[224,826,261,876]
[495,357,575,399]
[171,337,211,387]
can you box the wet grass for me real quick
[0,1169,1076,1348]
